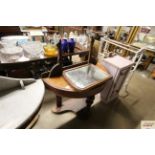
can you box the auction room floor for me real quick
[33,69,155,129]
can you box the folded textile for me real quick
[0,76,36,92]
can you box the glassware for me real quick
[0,46,23,63]
[43,44,58,57]
[69,31,74,39]
[52,33,60,45]
[21,41,43,59]
[63,32,68,39]
[61,39,68,53]
[0,35,29,47]
[68,38,75,53]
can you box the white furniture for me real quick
[99,38,146,96]
[0,77,45,128]
[100,55,134,103]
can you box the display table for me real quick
[43,63,112,114]
[0,45,89,78]
[0,44,88,64]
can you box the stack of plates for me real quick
[0,35,29,48]
[0,47,23,63]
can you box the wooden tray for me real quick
[63,64,111,91]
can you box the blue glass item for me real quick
[16,39,28,46]
[61,39,68,53]
[68,38,75,53]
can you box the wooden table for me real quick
[0,45,89,78]
[43,63,112,116]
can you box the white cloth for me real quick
[0,79,45,128]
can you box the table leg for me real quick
[86,96,95,109]
[77,96,95,119]
[52,95,62,113]
[56,95,62,108]
[52,95,95,115]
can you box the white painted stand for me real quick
[100,55,134,103]
[99,38,147,97]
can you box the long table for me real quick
[0,45,89,77]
